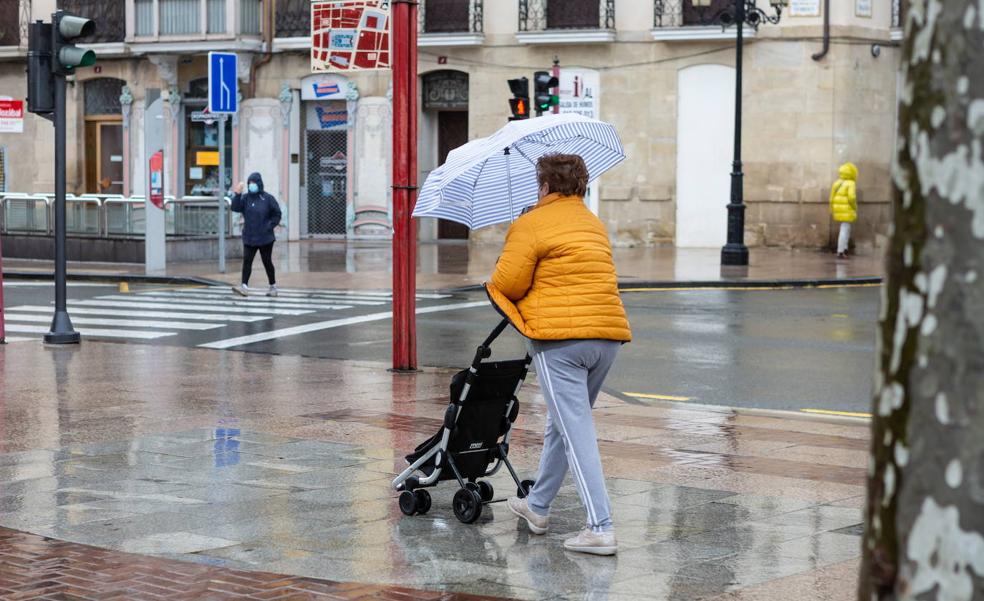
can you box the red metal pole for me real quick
[391,0,418,371]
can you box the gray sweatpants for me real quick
[526,338,620,533]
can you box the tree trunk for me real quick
[859,1,984,599]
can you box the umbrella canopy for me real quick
[413,113,625,230]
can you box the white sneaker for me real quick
[563,528,617,556]
[507,496,549,535]
[232,283,249,296]
[266,285,278,297]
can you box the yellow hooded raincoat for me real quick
[829,162,858,223]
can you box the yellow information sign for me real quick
[196,151,220,166]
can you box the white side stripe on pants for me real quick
[534,352,599,528]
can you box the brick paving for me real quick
[0,527,516,600]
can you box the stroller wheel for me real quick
[453,487,484,524]
[398,490,418,516]
[414,489,432,515]
[477,480,494,502]
[517,479,536,499]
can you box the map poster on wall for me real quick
[856,0,873,17]
[311,0,390,73]
[789,0,821,16]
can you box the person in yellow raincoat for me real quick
[829,162,858,258]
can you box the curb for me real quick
[441,276,882,294]
[2,270,227,287]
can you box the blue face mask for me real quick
[247,182,259,194]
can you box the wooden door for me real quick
[437,110,470,240]
[84,118,123,194]
[547,0,599,29]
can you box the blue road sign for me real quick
[208,52,238,114]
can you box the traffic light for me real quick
[508,77,530,121]
[27,21,55,115]
[52,12,96,74]
[533,71,559,116]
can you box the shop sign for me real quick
[311,0,391,72]
[789,0,821,16]
[197,151,220,166]
[0,99,24,133]
[315,106,348,129]
[557,69,599,120]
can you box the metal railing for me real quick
[519,0,614,31]
[0,193,240,238]
[655,0,734,28]
[419,0,483,34]
[275,0,309,38]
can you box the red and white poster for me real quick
[311,0,390,73]
[0,99,24,133]
[149,150,164,209]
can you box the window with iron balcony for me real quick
[517,0,616,44]
[652,0,756,41]
[130,0,262,40]
[0,0,31,51]
[418,0,484,46]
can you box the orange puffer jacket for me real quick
[485,193,632,342]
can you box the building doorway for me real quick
[437,110,469,239]
[304,101,349,236]
[675,64,734,248]
[423,70,469,240]
[83,78,125,194]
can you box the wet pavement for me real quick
[2,283,879,413]
[0,341,868,600]
[4,242,883,291]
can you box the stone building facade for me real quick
[0,0,904,252]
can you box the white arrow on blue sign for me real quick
[207,52,238,114]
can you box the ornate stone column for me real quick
[119,86,134,197]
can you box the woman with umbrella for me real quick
[486,154,631,556]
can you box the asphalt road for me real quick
[1,280,879,415]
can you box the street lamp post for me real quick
[693,0,786,266]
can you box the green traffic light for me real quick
[58,46,96,69]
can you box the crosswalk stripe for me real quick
[2,282,118,288]
[1,336,35,343]
[2,313,222,331]
[167,288,387,305]
[72,299,307,316]
[3,324,175,340]
[199,300,489,349]
[128,292,356,310]
[6,305,267,323]
[266,287,451,300]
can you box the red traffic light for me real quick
[509,97,529,119]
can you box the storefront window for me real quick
[184,78,232,197]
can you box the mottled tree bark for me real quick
[859,0,984,600]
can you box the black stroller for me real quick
[392,319,536,523]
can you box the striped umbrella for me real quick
[413,113,625,230]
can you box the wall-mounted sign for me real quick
[856,0,872,17]
[0,99,24,133]
[558,68,599,120]
[311,0,390,72]
[789,0,821,16]
[301,74,350,100]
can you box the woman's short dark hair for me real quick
[537,154,588,198]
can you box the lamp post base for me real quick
[720,243,749,267]
[44,311,80,345]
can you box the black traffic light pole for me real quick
[44,72,79,344]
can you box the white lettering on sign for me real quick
[0,99,24,133]
[789,0,821,16]
[856,0,872,17]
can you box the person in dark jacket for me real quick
[230,172,282,297]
